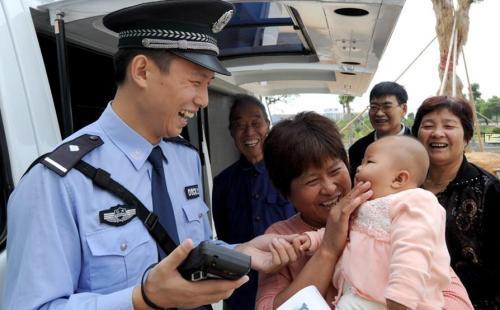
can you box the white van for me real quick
[0,0,404,306]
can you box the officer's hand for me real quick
[133,239,249,309]
[235,234,299,274]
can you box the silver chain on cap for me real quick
[141,38,219,54]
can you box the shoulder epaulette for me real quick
[41,134,104,176]
[163,136,198,152]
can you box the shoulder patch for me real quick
[163,136,198,152]
[42,134,104,176]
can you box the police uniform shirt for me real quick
[3,104,223,309]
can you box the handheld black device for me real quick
[178,241,252,281]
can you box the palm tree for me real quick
[339,95,355,119]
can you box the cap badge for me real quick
[212,10,233,33]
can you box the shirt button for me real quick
[120,243,128,251]
[253,193,260,199]
[254,216,261,222]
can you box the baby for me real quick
[295,136,450,309]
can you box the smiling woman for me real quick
[288,157,350,228]
[256,112,359,309]
[256,112,474,310]
[412,96,500,309]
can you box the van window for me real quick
[216,2,308,57]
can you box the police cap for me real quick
[103,0,234,76]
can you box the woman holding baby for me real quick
[255,110,476,309]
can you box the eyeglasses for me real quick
[230,119,267,132]
[368,103,400,113]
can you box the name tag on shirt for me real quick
[184,185,200,200]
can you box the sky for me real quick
[269,0,500,116]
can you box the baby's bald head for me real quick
[373,136,429,186]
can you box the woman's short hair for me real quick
[412,96,474,142]
[228,94,269,130]
[264,111,348,197]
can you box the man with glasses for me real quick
[213,94,296,310]
[348,81,411,180]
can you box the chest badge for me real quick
[99,205,136,226]
[184,185,200,200]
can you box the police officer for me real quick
[2,1,297,309]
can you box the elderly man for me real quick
[213,94,296,309]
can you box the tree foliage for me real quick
[479,96,500,121]
[403,112,415,128]
[339,95,355,116]
[471,82,482,101]
[265,94,297,105]
[471,83,500,122]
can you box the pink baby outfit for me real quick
[306,188,451,309]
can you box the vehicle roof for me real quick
[30,0,405,97]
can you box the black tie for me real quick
[148,146,179,258]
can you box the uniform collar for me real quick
[98,103,156,170]
[238,155,265,174]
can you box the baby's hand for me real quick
[292,234,312,252]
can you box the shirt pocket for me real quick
[181,200,209,245]
[86,220,155,292]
